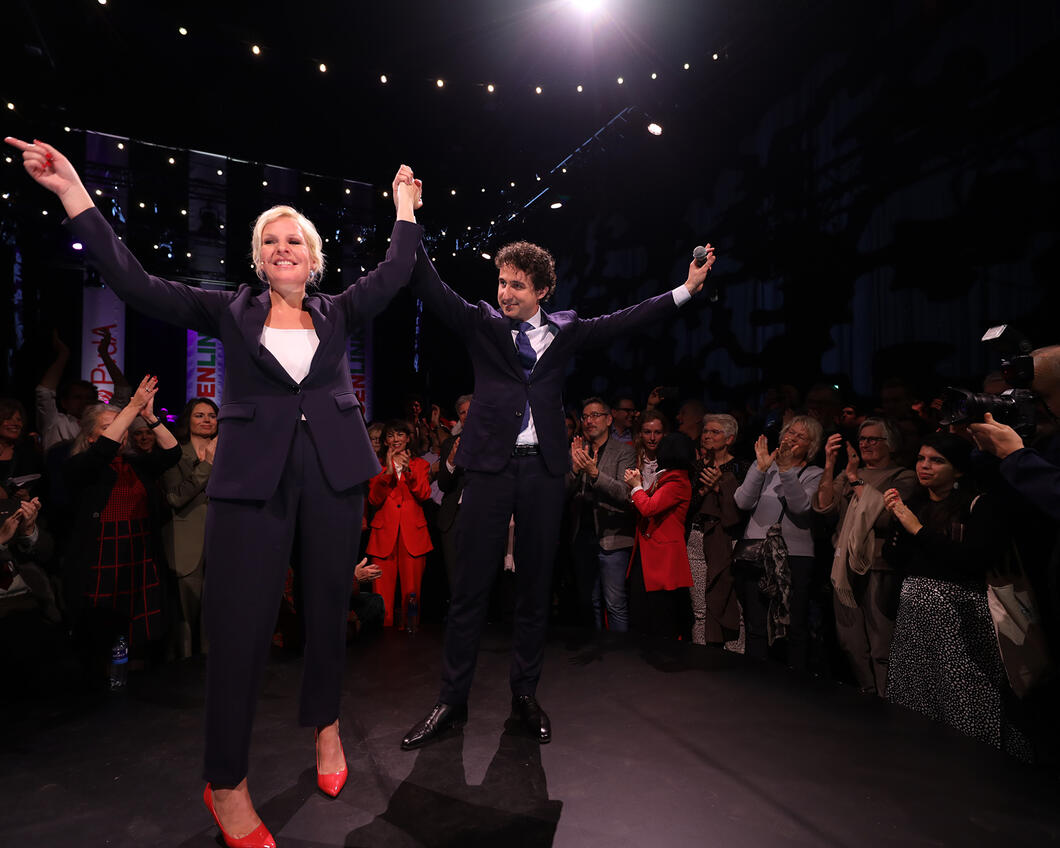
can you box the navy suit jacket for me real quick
[410,250,681,477]
[67,207,423,501]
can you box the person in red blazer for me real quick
[367,420,434,627]
[624,432,697,638]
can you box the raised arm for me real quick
[5,137,93,219]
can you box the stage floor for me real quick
[3,625,1058,847]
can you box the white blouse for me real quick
[260,327,319,384]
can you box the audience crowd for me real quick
[2,336,1058,768]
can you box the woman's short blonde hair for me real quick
[250,205,326,285]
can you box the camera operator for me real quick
[966,344,1060,764]
[969,341,1060,520]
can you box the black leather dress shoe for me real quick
[512,695,551,743]
[401,703,468,750]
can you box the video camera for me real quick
[938,325,1040,439]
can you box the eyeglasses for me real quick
[858,436,887,445]
[581,411,609,421]
[613,407,637,413]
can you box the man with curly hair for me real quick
[400,231,715,750]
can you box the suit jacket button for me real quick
[292,386,301,394]
[515,410,523,417]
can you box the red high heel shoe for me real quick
[315,727,348,798]
[203,784,276,848]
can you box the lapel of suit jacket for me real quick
[533,309,567,373]
[239,289,300,387]
[302,296,335,378]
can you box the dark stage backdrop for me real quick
[414,2,1058,414]
[2,1,1057,421]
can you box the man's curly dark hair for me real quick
[494,241,557,301]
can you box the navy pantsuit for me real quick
[67,207,422,784]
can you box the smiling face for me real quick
[497,264,546,322]
[385,429,410,453]
[780,421,812,462]
[189,402,218,438]
[0,410,23,442]
[640,419,665,457]
[260,216,314,292]
[132,426,156,453]
[916,444,959,494]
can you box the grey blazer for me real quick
[566,437,637,551]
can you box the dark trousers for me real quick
[440,454,565,704]
[627,551,691,639]
[734,554,814,668]
[202,422,362,786]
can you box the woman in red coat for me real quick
[624,432,696,638]
[366,420,433,626]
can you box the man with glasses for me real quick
[568,398,636,633]
[610,397,639,446]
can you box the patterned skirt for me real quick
[85,517,163,651]
[887,576,1031,759]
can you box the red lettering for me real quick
[196,367,215,383]
[197,384,216,397]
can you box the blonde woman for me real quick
[10,136,423,848]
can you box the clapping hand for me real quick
[624,467,642,489]
[699,465,722,492]
[884,487,922,534]
[131,374,159,414]
[387,446,410,474]
[354,557,383,582]
[16,498,42,536]
[753,435,777,473]
[570,436,597,477]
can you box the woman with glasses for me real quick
[686,414,748,646]
[814,417,916,696]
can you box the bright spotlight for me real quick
[481,252,492,260]
[251,44,262,56]
[436,79,445,88]
[550,202,563,210]
[72,242,84,251]
[647,123,662,136]
[572,0,603,12]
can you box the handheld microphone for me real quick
[693,245,710,267]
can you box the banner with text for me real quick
[186,330,225,405]
[81,286,126,404]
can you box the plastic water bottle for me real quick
[108,635,129,690]
[405,593,418,635]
